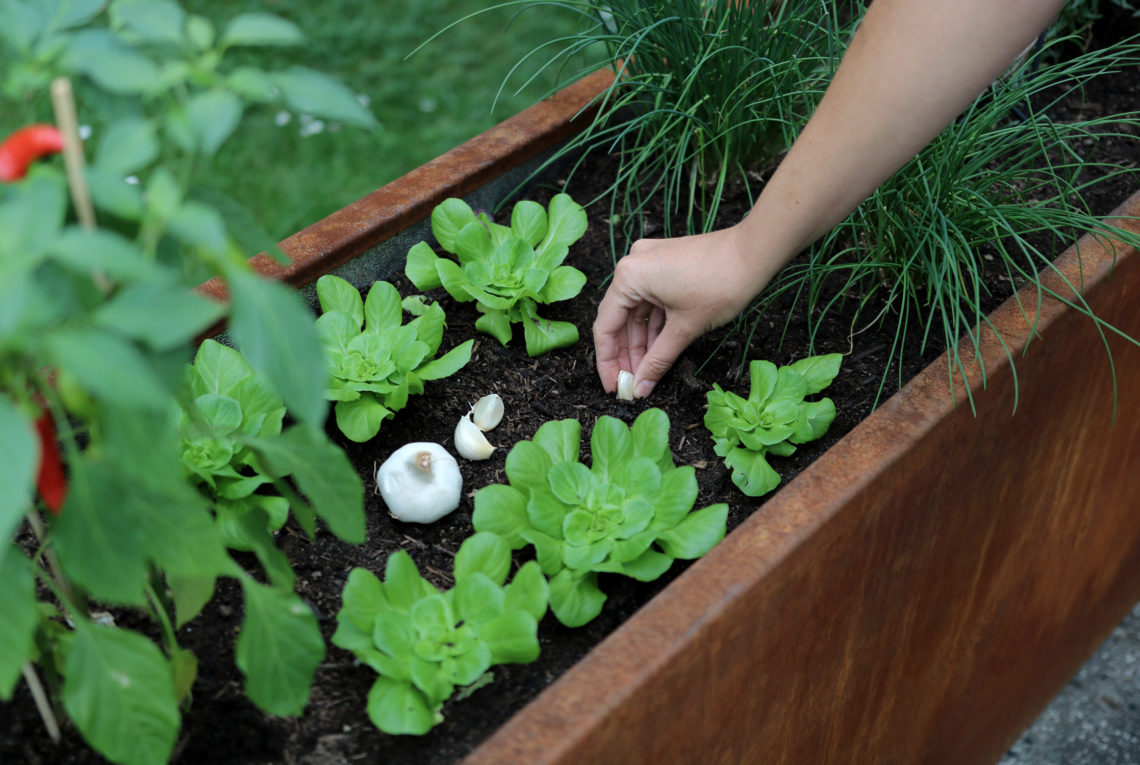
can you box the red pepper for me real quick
[0,124,65,182]
[34,411,68,515]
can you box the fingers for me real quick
[593,277,636,393]
[593,249,658,392]
[627,305,652,374]
[632,322,696,399]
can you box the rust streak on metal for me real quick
[196,70,613,305]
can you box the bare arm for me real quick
[593,0,1068,398]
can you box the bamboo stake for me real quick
[49,77,96,230]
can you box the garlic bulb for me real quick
[454,394,505,461]
[376,442,462,523]
[616,370,635,401]
[455,414,495,460]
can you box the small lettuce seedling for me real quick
[705,354,842,497]
[316,275,473,442]
[405,194,588,356]
[178,336,365,592]
[472,409,728,628]
[179,339,291,531]
[333,532,548,735]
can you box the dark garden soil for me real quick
[4,19,1140,765]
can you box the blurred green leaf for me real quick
[187,88,243,155]
[46,327,172,410]
[63,623,180,765]
[0,170,68,262]
[94,282,225,350]
[96,117,159,175]
[0,549,38,700]
[54,458,148,606]
[0,399,35,556]
[225,265,327,425]
[168,199,229,254]
[84,167,145,219]
[220,12,302,48]
[271,66,375,126]
[111,0,186,46]
[225,65,275,101]
[235,579,324,716]
[246,424,365,544]
[61,29,162,94]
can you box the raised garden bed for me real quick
[5,25,1140,765]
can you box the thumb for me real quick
[632,325,694,399]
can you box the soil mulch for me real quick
[4,20,1140,765]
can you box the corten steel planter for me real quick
[203,73,1140,764]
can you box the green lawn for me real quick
[184,0,593,237]
[0,2,593,239]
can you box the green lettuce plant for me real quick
[315,274,473,442]
[0,3,371,763]
[705,354,841,497]
[179,339,289,528]
[332,532,548,735]
[472,409,728,627]
[178,338,364,575]
[405,193,587,356]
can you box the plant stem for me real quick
[145,581,180,656]
[24,509,86,620]
[21,662,61,743]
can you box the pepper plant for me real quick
[705,354,842,497]
[316,274,474,442]
[333,532,548,735]
[405,193,588,356]
[473,409,728,627]
[0,2,371,763]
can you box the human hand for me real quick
[592,224,777,399]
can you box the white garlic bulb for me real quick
[616,370,635,401]
[376,442,462,523]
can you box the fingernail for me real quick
[635,380,655,399]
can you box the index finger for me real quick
[592,285,635,393]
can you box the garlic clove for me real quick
[471,393,504,431]
[455,414,495,460]
[376,442,462,523]
[616,370,635,401]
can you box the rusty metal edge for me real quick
[462,191,1140,763]
[195,69,614,305]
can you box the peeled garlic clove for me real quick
[376,442,462,523]
[455,414,495,460]
[471,393,504,431]
[616,370,635,401]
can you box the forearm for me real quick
[735,0,1068,282]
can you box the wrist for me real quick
[728,216,795,297]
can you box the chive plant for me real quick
[750,33,1140,408]
[1052,0,1140,42]
[439,0,848,249]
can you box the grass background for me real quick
[182,1,589,237]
